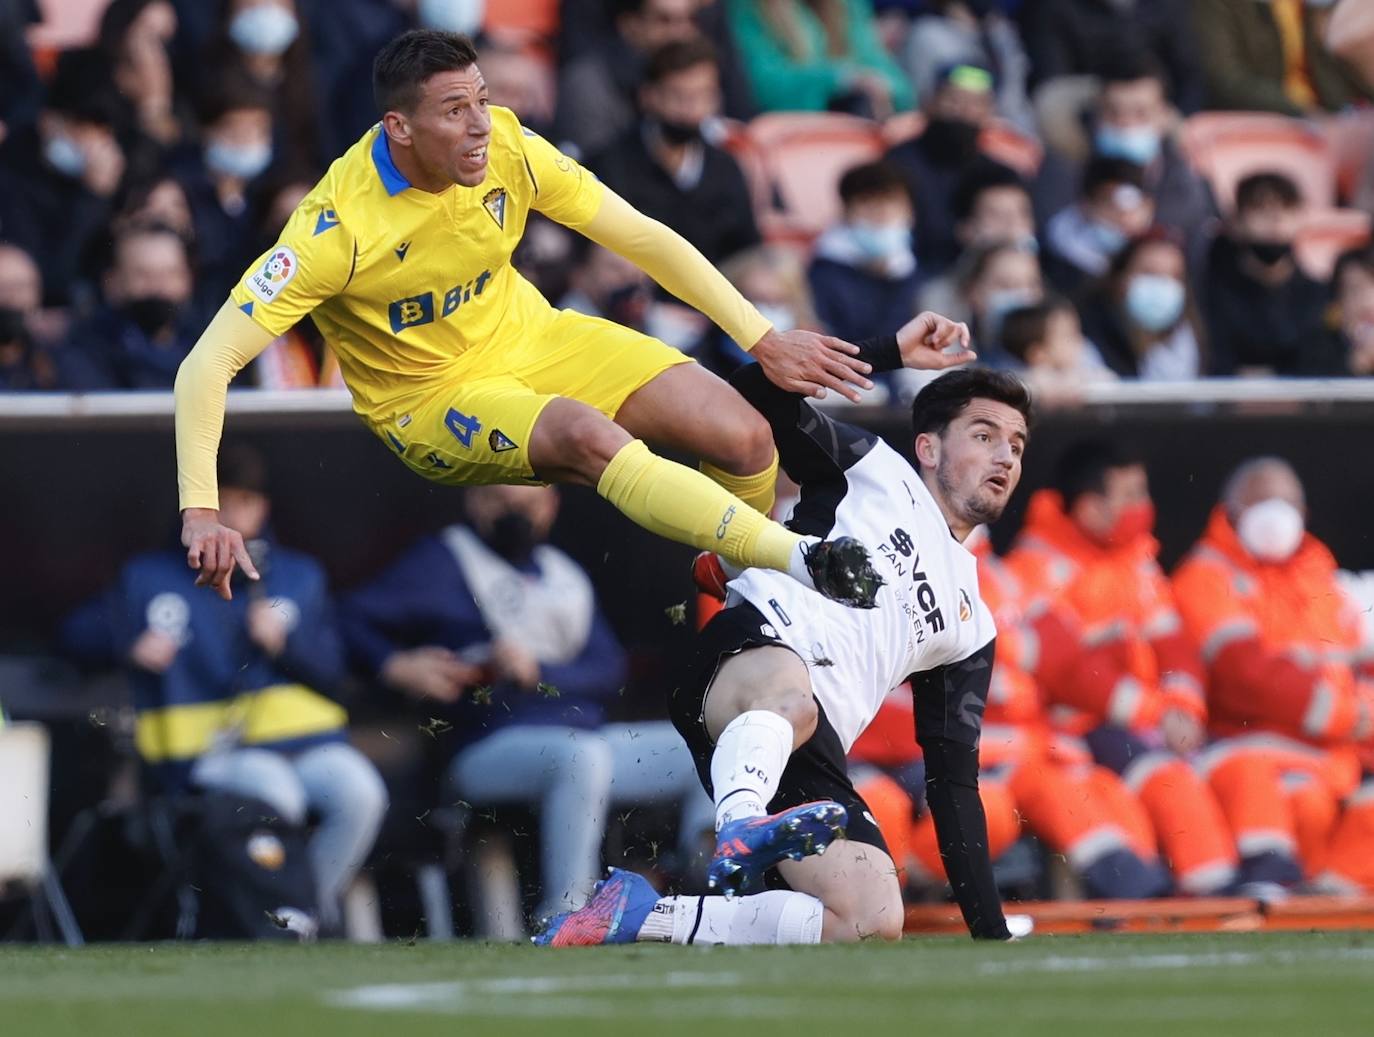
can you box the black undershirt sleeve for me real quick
[909,639,1011,940]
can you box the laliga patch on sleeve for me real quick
[246,246,299,303]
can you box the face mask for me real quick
[121,296,182,336]
[655,116,702,146]
[1088,219,1129,257]
[417,0,485,33]
[922,117,983,164]
[755,302,797,334]
[982,287,1037,342]
[229,6,300,57]
[1243,239,1292,266]
[484,510,536,562]
[44,133,86,178]
[1236,497,1304,563]
[205,140,274,180]
[1095,124,1161,167]
[1124,273,1185,333]
[849,221,912,263]
[1099,500,1155,548]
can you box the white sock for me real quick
[636,892,824,945]
[710,710,794,830]
[787,537,821,587]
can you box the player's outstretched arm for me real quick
[174,300,274,600]
[579,190,873,401]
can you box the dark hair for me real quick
[910,367,1033,441]
[1235,171,1302,213]
[838,161,910,207]
[373,29,479,114]
[1001,297,1075,363]
[1082,155,1148,199]
[98,0,163,61]
[46,47,121,126]
[644,37,718,85]
[960,239,1040,293]
[1051,438,1144,507]
[1332,243,1374,297]
[218,443,269,495]
[953,160,1027,223]
[195,75,274,126]
[1099,46,1169,91]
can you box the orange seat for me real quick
[1322,109,1374,204]
[1178,112,1337,213]
[737,112,886,245]
[1293,207,1373,280]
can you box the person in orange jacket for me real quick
[1173,457,1374,893]
[1004,439,1300,894]
[851,527,1171,900]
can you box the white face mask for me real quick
[418,0,485,33]
[229,6,300,57]
[1236,497,1304,563]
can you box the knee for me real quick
[555,407,629,481]
[769,691,818,746]
[714,407,774,476]
[826,881,905,943]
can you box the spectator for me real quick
[98,0,190,168]
[1320,245,1374,377]
[1020,0,1203,115]
[1328,0,1374,94]
[902,1,1033,132]
[726,0,912,117]
[559,240,706,353]
[0,49,127,308]
[474,34,556,138]
[196,0,323,171]
[701,244,820,375]
[1000,296,1114,402]
[589,38,760,266]
[885,63,998,273]
[807,161,919,356]
[0,0,42,143]
[1005,440,1299,895]
[115,173,196,244]
[1194,0,1371,115]
[177,79,279,309]
[1173,457,1374,893]
[66,444,388,929]
[1200,172,1328,376]
[0,242,57,390]
[339,484,713,932]
[916,160,1035,319]
[1043,157,1155,298]
[958,240,1043,363]
[1078,231,1204,381]
[56,223,198,390]
[556,0,737,157]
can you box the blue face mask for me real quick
[44,133,86,178]
[229,6,299,56]
[1089,219,1129,257]
[205,140,274,180]
[1095,124,1161,167]
[418,0,485,32]
[1124,273,1185,332]
[848,221,912,263]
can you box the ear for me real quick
[382,110,412,148]
[914,431,940,470]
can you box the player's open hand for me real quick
[896,311,976,370]
[751,327,874,403]
[182,508,259,601]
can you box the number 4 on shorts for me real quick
[445,408,482,448]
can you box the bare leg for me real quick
[777,839,905,942]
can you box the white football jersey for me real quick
[728,438,996,752]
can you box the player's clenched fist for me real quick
[896,311,976,370]
[182,507,259,601]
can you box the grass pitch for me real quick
[2,930,1371,1037]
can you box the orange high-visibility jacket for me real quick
[1004,490,1207,734]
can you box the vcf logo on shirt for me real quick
[387,269,494,333]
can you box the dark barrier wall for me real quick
[4,400,1374,693]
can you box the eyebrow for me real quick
[439,83,487,105]
[968,416,1028,443]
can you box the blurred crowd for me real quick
[2,0,1374,395]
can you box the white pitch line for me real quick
[976,946,1374,976]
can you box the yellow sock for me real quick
[597,440,800,573]
[700,450,778,517]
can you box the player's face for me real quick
[406,65,492,188]
[920,400,1027,534]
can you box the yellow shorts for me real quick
[370,309,693,486]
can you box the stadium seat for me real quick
[1322,109,1374,204]
[1178,112,1337,213]
[0,722,83,945]
[736,112,886,244]
[1293,207,1373,280]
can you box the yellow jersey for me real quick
[229,106,603,424]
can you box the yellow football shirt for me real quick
[229,106,604,425]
